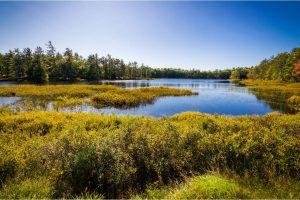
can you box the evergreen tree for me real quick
[61,48,78,80]
[13,48,25,80]
[32,47,48,83]
[3,51,15,79]
[45,41,57,78]
[86,54,100,80]
[0,53,3,78]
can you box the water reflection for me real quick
[0,79,294,116]
[247,88,295,114]
[0,97,21,107]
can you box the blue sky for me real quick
[0,1,300,70]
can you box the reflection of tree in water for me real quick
[248,88,296,114]
[100,81,151,88]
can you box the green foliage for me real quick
[234,46,300,82]
[0,177,53,199]
[57,146,102,196]
[0,159,16,187]
[12,48,26,80]
[229,172,300,199]
[136,172,300,199]
[73,192,104,199]
[0,42,232,82]
[61,48,80,80]
[0,111,299,198]
[288,95,300,112]
[86,54,101,80]
[167,174,250,199]
[32,47,48,83]
[230,67,249,79]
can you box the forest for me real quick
[230,47,300,82]
[1,42,300,83]
[0,41,231,82]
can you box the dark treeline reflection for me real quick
[98,79,237,89]
[248,88,296,114]
[0,41,232,83]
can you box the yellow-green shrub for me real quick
[0,111,299,198]
[0,85,120,98]
[53,96,84,109]
[91,87,197,108]
[288,95,300,112]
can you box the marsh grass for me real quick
[91,87,197,108]
[0,85,197,110]
[240,79,300,94]
[0,84,119,98]
[53,96,85,109]
[165,174,250,199]
[229,173,300,199]
[0,176,53,199]
[240,80,300,112]
[0,111,299,198]
[134,172,300,199]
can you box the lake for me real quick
[0,79,293,117]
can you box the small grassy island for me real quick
[0,85,197,110]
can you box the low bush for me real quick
[0,111,299,198]
[53,96,84,109]
[288,95,300,112]
[91,86,196,108]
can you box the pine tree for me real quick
[61,48,78,80]
[45,41,57,78]
[13,48,25,80]
[87,54,100,81]
[32,47,48,83]
[23,48,33,80]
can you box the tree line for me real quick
[230,47,300,82]
[2,41,299,83]
[0,41,231,82]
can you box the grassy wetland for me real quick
[0,110,299,198]
[1,2,300,198]
[239,80,300,113]
[0,81,300,198]
[0,84,197,110]
[0,82,299,199]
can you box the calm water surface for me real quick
[0,79,290,117]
